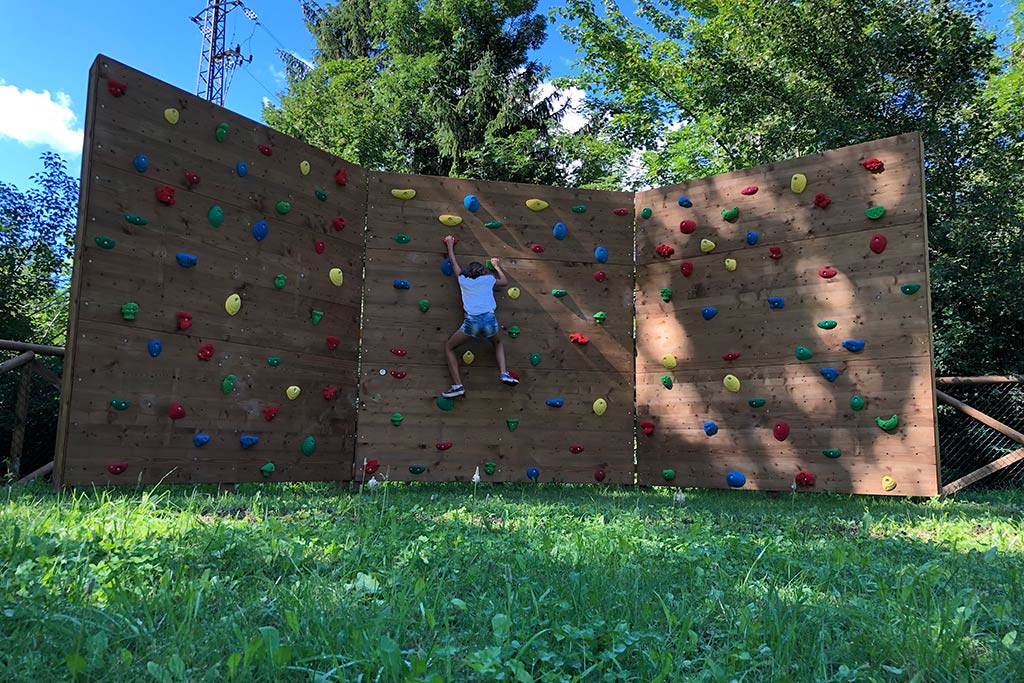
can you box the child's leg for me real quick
[445,330,472,386]
[489,334,508,375]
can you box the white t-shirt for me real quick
[459,274,497,315]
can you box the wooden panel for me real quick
[56,55,363,485]
[635,134,938,495]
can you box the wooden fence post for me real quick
[9,363,33,480]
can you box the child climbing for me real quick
[441,234,519,398]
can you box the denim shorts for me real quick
[461,311,499,339]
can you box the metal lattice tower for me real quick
[191,0,255,106]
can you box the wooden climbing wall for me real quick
[357,174,636,483]
[634,134,939,496]
[54,55,364,485]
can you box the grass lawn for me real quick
[2,482,1023,682]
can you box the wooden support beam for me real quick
[0,351,35,375]
[30,360,62,390]
[0,340,64,357]
[8,363,33,480]
[14,461,53,485]
[936,390,1024,445]
[936,376,1022,385]
[942,448,1024,496]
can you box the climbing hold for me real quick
[313,239,325,254]
[662,469,675,482]
[595,246,609,263]
[723,374,740,393]
[322,386,338,401]
[408,464,427,475]
[748,398,766,408]
[767,297,785,309]
[569,333,590,345]
[659,288,673,302]
[204,205,223,228]
[438,214,462,226]
[315,190,328,202]
[679,219,696,234]
[391,189,416,200]
[727,472,746,488]
[817,320,838,329]
[594,468,607,482]
[546,398,564,408]
[298,436,315,456]
[110,399,130,411]
[613,208,629,216]
[183,171,200,188]
[701,307,717,321]
[822,449,842,458]
[462,350,475,365]
[820,367,840,382]
[901,283,921,295]
[252,220,268,241]
[741,185,758,195]
[436,395,454,411]
[333,216,346,231]
[553,222,567,240]
[773,421,789,441]
[276,201,291,215]
[132,154,148,173]
[593,312,607,324]
[507,325,521,338]
[641,421,655,436]
[175,253,197,268]
[147,340,162,357]
[107,79,127,97]
[194,434,210,447]
[819,267,838,279]
[286,385,301,400]
[163,108,179,125]
[329,268,344,287]
[364,460,380,475]
[310,310,324,325]
[120,302,139,320]
[593,398,607,416]
[569,444,584,454]
[236,162,248,177]
[260,463,276,477]
[484,461,497,475]
[263,407,278,421]
[299,159,310,175]
[225,294,241,316]
[393,233,411,244]
[390,348,407,357]
[436,441,453,451]
[677,196,692,208]
[593,271,607,283]
[703,421,718,437]
[861,157,885,173]
[721,207,739,222]
[700,239,716,254]
[507,288,520,300]
[876,414,899,432]
[723,352,740,361]
[869,234,887,254]
[640,208,652,219]
[124,214,147,226]
[390,370,406,379]
[791,173,807,193]
[272,274,287,290]
[390,413,403,426]
[418,299,430,312]
[724,258,737,272]
[769,245,782,260]
[795,345,813,361]
[661,354,677,369]
[680,262,694,277]
[155,186,175,205]
[441,258,454,277]
[850,395,865,411]
[660,375,673,389]
[222,374,236,394]
[530,244,545,253]
[258,144,272,156]
[865,206,886,220]
[813,192,831,209]
[506,418,519,432]
[551,289,568,298]
[335,168,347,185]
[108,463,127,475]
[527,467,540,481]
[745,231,758,245]
[177,312,193,331]
[326,336,340,350]
[168,402,186,420]
[526,199,549,211]
[655,244,675,258]
[266,356,282,367]
[484,220,502,229]
[462,194,481,213]
[881,475,897,491]
[795,470,815,487]
[842,340,865,352]
[393,279,410,289]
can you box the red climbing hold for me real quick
[819,267,838,279]
[258,144,272,156]
[594,270,607,283]
[335,168,347,186]
[107,79,127,97]
[640,421,655,436]
[390,348,407,356]
[183,171,200,188]
[773,421,789,441]
[722,352,741,361]
[263,406,279,421]
[680,261,694,277]
[769,246,782,260]
[155,186,176,205]
[391,370,407,379]
[529,243,545,253]
[442,236,459,249]
[594,468,606,482]
[108,462,128,475]
[365,459,380,474]
[436,441,453,451]
[679,219,696,234]
[168,402,186,420]
[813,192,832,209]
[740,185,758,195]
[326,336,340,350]
[197,343,214,360]
[655,244,675,258]
[870,234,887,254]
[569,444,584,454]
[613,208,629,216]
[569,333,590,345]
[333,216,346,231]
[177,311,193,331]
[314,239,325,254]
[861,157,884,173]
[323,386,338,400]
[795,470,815,487]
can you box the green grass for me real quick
[2,483,1024,682]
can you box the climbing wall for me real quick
[54,56,364,485]
[634,134,939,495]
[357,174,636,483]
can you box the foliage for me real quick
[2,482,1024,681]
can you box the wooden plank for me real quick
[31,361,62,390]
[15,461,54,485]
[0,340,64,356]
[936,376,1023,385]
[0,351,35,374]
[941,448,1024,496]
[936,390,1024,445]
[8,364,33,479]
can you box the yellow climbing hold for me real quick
[525,198,549,211]
[163,108,179,125]
[724,258,737,272]
[391,189,417,200]
[661,354,677,369]
[507,287,521,300]
[462,350,475,365]
[723,374,740,393]
[791,173,807,193]
[300,160,311,175]
[225,293,241,316]
[286,385,301,400]
[881,475,897,492]
[329,268,344,287]
[700,239,716,253]
[593,398,607,416]
[439,214,463,226]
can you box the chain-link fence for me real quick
[937,379,1024,490]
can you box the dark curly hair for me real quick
[463,261,487,278]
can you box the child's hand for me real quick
[490,257,501,268]
[443,235,456,246]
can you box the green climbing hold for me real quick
[721,207,739,222]
[94,236,115,249]
[795,345,813,361]
[436,395,454,411]
[508,325,520,338]
[660,288,673,302]
[822,449,842,458]
[640,207,652,219]
[215,122,229,142]
[530,353,541,366]
[394,233,411,244]
[311,310,324,325]
[267,356,282,367]
[865,206,886,220]
[409,465,426,475]
[390,413,403,426]
[125,214,147,225]
[876,414,899,432]
[901,283,921,295]
[593,311,606,324]
[551,289,567,298]
[110,399,130,411]
[260,463,276,477]
[484,461,497,475]
[419,299,430,313]
[276,201,291,215]
[222,374,236,394]
[571,205,587,213]
[486,260,495,272]
[484,220,502,229]
[274,274,287,289]
[302,436,316,456]
[660,375,673,389]
[208,205,223,227]
[748,398,767,408]
[314,189,327,201]
[850,395,866,411]
[817,320,838,330]
[662,469,676,482]
[507,419,519,432]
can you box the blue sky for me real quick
[0,0,1016,190]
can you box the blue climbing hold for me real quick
[745,231,758,245]
[768,297,785,309]
[463,194,480,213]
[702,307,718,321]
[252,220,268,241]
[727,471,746,487]
[240,435,259,449]
[394,279,411,289]
[595,246,608,263]
[821,367,840,382]
[527,467,540,481]
[236,161,248,177]
[703,421,718,436]
[175,253,197,268]
[553,222,567,240]
[441,258,454,276]
[678,196,693,208]
[842,340,866,352]
[193,434,210,447]
[147,339,162,357]
[133,154,148,173]
[546,398,564,407]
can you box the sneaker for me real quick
[441,384,465,398]
[499,372,520,386]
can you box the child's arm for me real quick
[443,235,462,277]
[490,257,509,287]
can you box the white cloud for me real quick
[0,82,83,156]
[536,82,588,133]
